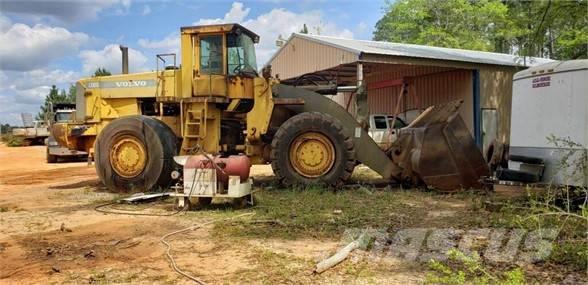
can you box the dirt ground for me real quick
[0,144,427,284]
[1,144,583,284]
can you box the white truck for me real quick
[11,113,49,145]
[495,59,587,187]
[368,114,407,150]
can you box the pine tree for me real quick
[300,24,309,34]
[93,67,111,77]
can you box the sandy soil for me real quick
[0,144,422,284]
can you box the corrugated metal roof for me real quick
[286,33,553,67]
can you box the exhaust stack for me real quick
[119,45,128,74]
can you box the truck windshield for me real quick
[55,112,72,122]
[227,33,257,76]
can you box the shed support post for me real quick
[355,62,368,128]
[357,62,364,86]
[473,69,482,149]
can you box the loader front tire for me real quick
[95,116,178,192]
[271,112,355,187]
[46,148,58,163]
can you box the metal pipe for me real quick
[119,45,129,74]
[337,86,357,92]
[356,62,363,86]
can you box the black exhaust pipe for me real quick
[119,45,128,74]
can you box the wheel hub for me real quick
[289,132,335,178]
[109,135,147,178]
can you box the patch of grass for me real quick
[1,134,24,147]
[214,185,423,240]
[340,257,377,281]
[0,207,8,212]
[487,189,588,272]
[547,240,588,271]
[426,248,526,285]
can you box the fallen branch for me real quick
[314,232,368,274]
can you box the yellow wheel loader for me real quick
[52,24,488,192]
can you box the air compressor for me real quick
[171,155,253,209]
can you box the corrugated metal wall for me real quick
[270,37,357,80]
[365,65,474,133]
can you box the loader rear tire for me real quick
[95,116,178,192]
[271,112,355,187]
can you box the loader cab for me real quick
[180,24,260,99]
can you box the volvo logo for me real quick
[86,80,154,89]
[115,80,148,87]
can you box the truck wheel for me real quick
[95,116,178,192]
[271,112,355,187]
[46,148,58,163]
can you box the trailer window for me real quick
[200,35,223,74]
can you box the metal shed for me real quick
[267,33,552,156]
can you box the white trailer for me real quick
[506,59,588,187]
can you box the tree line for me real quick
[373,0,587,60]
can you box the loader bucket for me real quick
[389,100,489,191]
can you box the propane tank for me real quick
[183,155,251,184]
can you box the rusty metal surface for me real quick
[389,100,489,191]
[50,123,70,148]
[367,67,470,115]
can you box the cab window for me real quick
[387,116,407,129]
[200,35,223,74]
[55,112,72,122]
[373,116,388,129]
[227,33,258,76]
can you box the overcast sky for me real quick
[0,0,384,125]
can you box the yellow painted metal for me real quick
[289,132,335,178]
[194,75,227,96]
[246,77,274,143]
[156,69,181,99]
[227,77,255,99]
[58,24,272,164]
[180,101,221,155]
[180,32,194,98]
[109,135,147,178]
